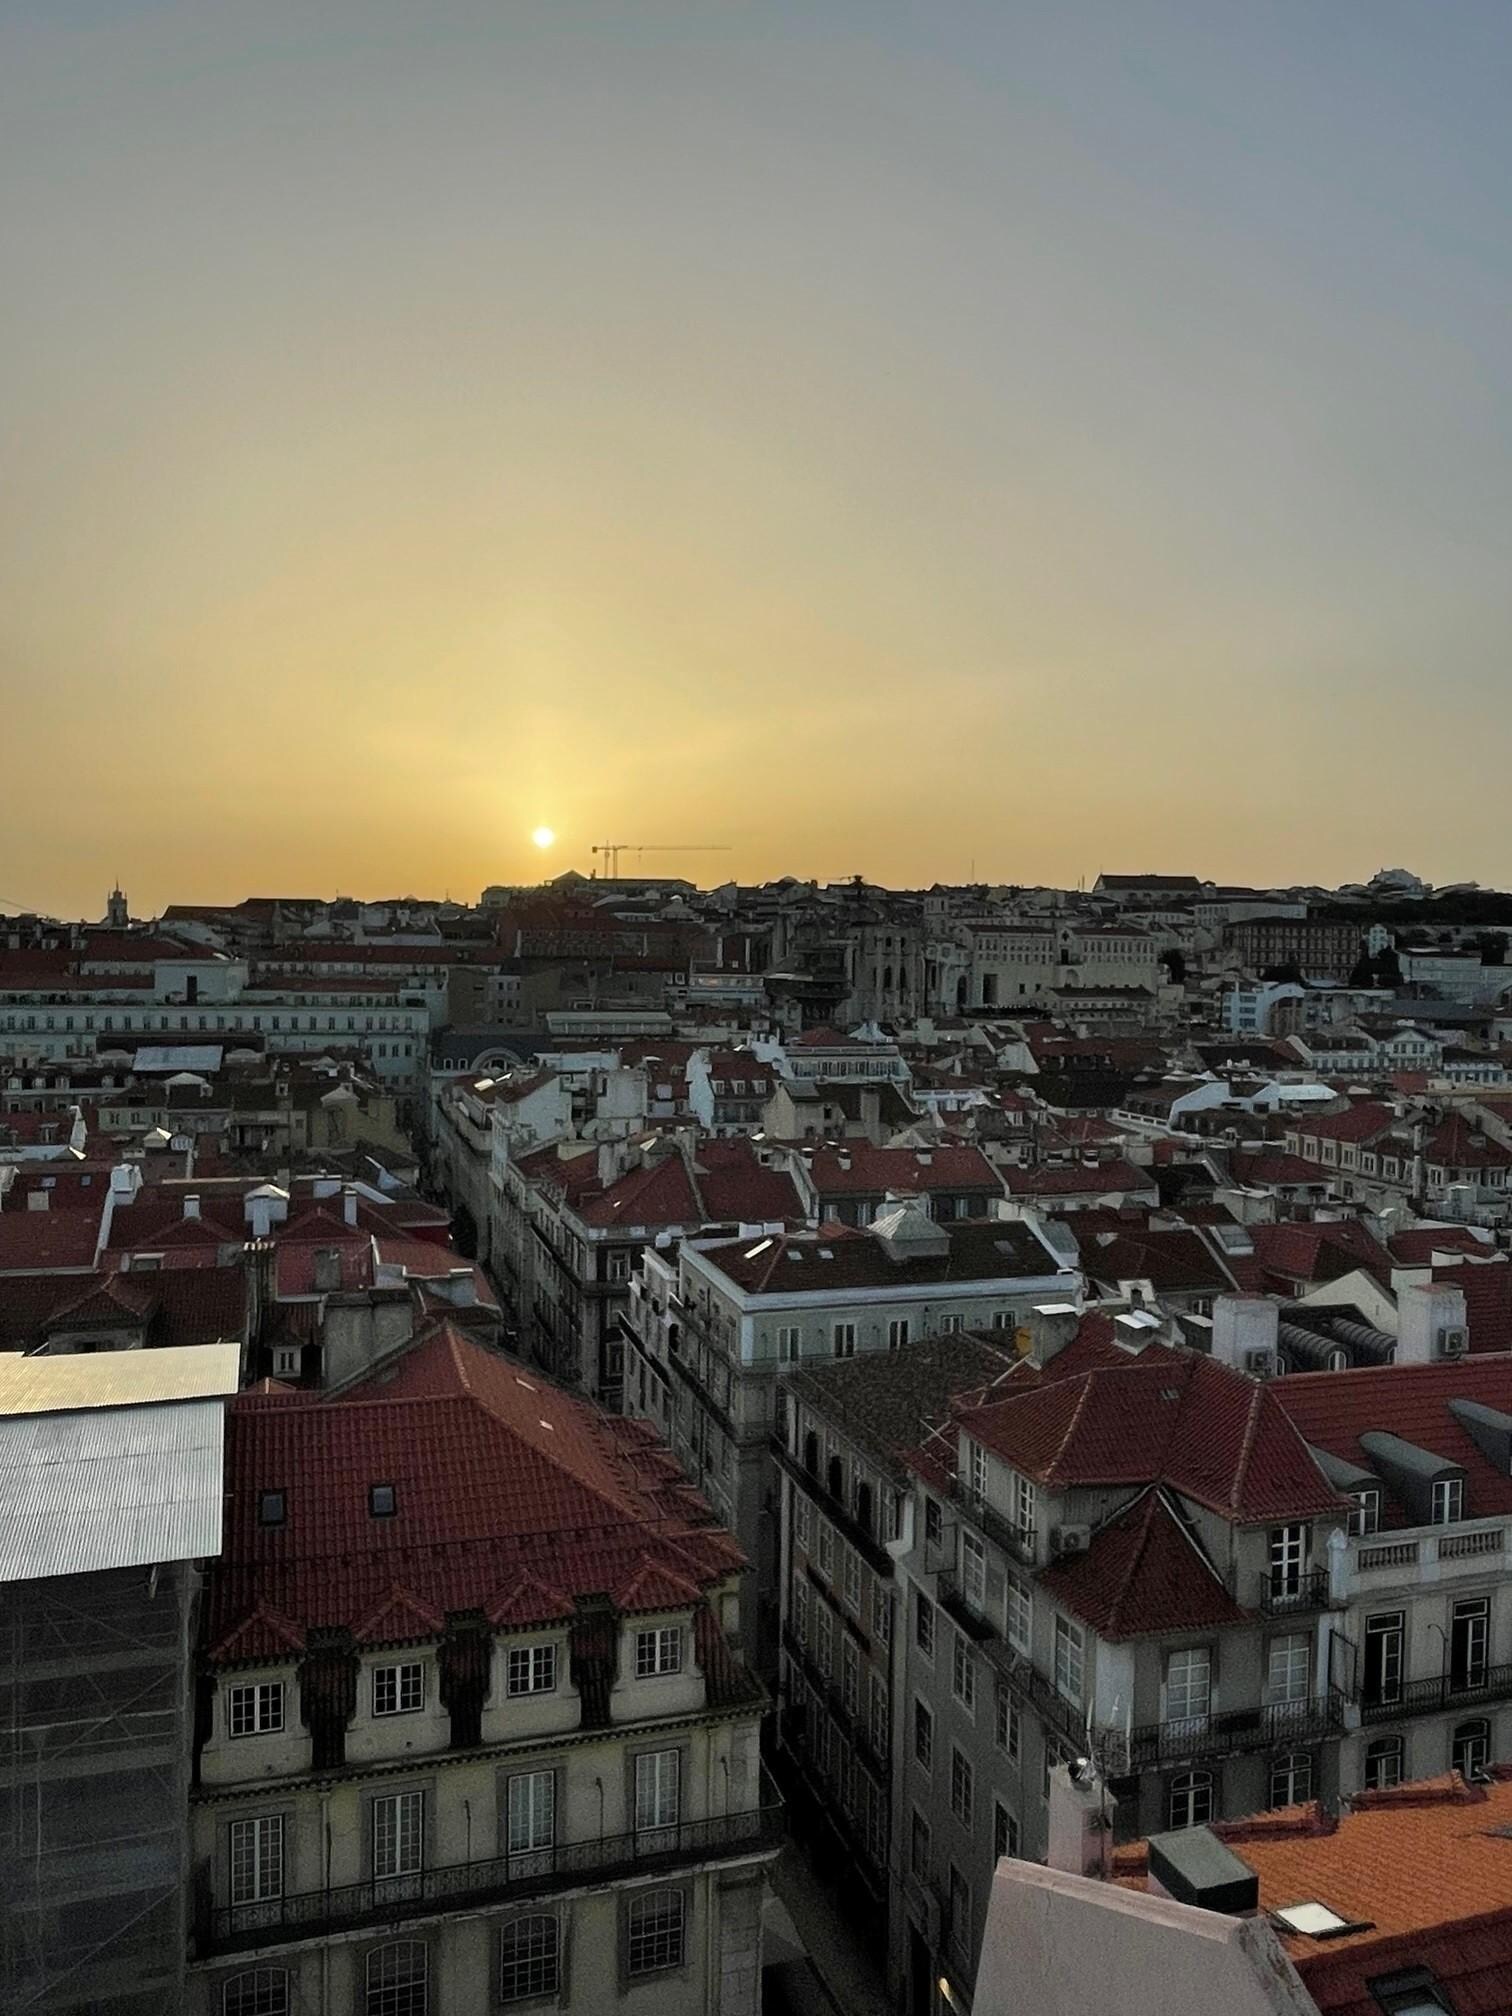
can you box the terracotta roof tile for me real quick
[1041,1487,1251,1639]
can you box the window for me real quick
[816,1608,833,1678]
[843,1640,861,1717]
[915,1591,936,1660]
[369,1483,397,1518]
[950,1747,973,1826]
[229,1816,283,1906]
[1363,1613,1404,1708]
[1268,1751,1314,1808]
[777,1325,801,1364]
[941,1313,964,1333]
[634,1750,681,1842]
[635,1627,682,1677]
[1268,1523,1307,1597]
[506,1644,556,1696]
[257,1490,286,1529]
[1006,1574,1032,1654]
[1364,1735,1404,1791]
[1054,1617,1084,1704]
[1448,1595,1490,1692]
[222,1970,291,2016]
[833,1322,857,1359]
[952,1631,977,1714]
[968,1439,988,1501]
[961,1530,986,1611]
[793,1578,809,1649]
[910,1808,931,1878]
[1014,1474,1038,1540]
[868,1671,888,1758]
[1266,1633,1310,1706]
[817,1519,834,1578]
[372,1791,424,1879]
[506,1770,556,1860]
[871,1582,892,1646]
[914,1698,934,1771]
[888,1318,911,1349]
[843,1548,862,1615]
[1366,1967,1455,2015]
[373,1663,424,1717]
[1432,1477,1465,1525]
[227,1682,283,1738]
[627,1888,686,1976]
[1453,1719,1490,1781]
[947,1865,971,1958]
[994,1683,1020,1760]
[1166,1769,1213,1830]
[993,1800,1019,1861]
[499,1915,560,2002]
[1348,1488,1381,1538]
[1165,1647,1211,1723]
[366,1941,427,2016]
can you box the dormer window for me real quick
[1348,1488,1381,1538]
[258,1489,287,1529]
[1431,1476,1464,1525]
[369,1483,397,1518]
[635,1626,682,1678]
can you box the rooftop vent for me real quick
[1146,1827,1258,1915]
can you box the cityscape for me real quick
[6,861,1512,2016]
[8,3,1512,2014]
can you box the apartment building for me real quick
[621,1206,1075,1670]
[189,1325,781,2016]
[781,1143,1006,1228]
[965,924,1161,1011]
[1225,917,1369,979]
[1283,1102,1512,1220]
[889,1308,1349,2011]
[773,1336,1019,1942]
[1273,1351,1512,1798]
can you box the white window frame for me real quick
[634,1626,682,1678]
[372,1790,425,1880]
[229,1814,283,1906]
[227,1681,284,1738]
[1054,1616,1084,1705]
[506,1643,557,1697]
[372,1662,424,1718]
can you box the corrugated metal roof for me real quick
[0,1396,226,1580]
[0,1341,240,1414]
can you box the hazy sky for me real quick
[5,1,1512,916]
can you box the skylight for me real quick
[743,1237,773,1260]
[1274,1902,1353,1938]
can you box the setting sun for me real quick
[531,826,556,850]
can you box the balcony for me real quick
[1097,1693,1344,1774]
[937,1568,998,1644]
[773,1440,893,1577]
[946,1476,1037,1568]
[1256,1567,1333,1618]
[1360,1663,1512,1725]
[198,1780,786,1957]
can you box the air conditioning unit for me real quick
[1438,1327,1469,1359]
[1051,1524,1091,1557]
[1244,1348,1276,1378]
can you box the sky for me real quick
[4,0,1512,917]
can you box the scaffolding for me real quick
[1,1559,198,2016]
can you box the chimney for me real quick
[1209,1296,1278,1374]
[342,1183,359,1227]
[1024,1303,1081,1367]
[183,1194,201,1220]
[446,1267,477,1306]
[1396,1279,1467,1365]
[1047,1759,1115,1880]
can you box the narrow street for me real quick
[766,1842,893,2016]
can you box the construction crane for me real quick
[591,843,731,879]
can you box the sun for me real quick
[531,826,556,850]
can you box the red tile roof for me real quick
[1391,1225,1496,1265]
[1041,1487,1251,1640]
[206,1326,743,1663]
[1001,1159,1155,1198]
[1290,1101,1395,1143]
[1249,1219,1392,1291]
[0,1204,102,1274]
[955,1351,1344,1524]
[1434,1259,1512,1354]
[1076,1225,1237,1295]
[802,1144,1002,1199]
[1272,1358,1512,1528]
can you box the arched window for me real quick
[855,1479,874,1537]
[1166,1770,1213,1830]
[1364,1735,1404,1792]
[366,1941,428,2016]
[1267,1751,1314,1809]
[499,1914,560,2002]
[803,1431,819,1478]
[1453,1719,1490,1782]
[1326,1348,1349,1372]
[223,1970,290,2016]
[827,1454,844,1503]
[627,1887,687,1977]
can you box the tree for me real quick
[1348,951,1376,988]
[1374,946,1402,987]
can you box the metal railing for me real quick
[946,1476,1037,1567]
[200,1783,785,1956]
[1256,1567,1332,1617]
[1096,1693,1343,1773]
[1359,1663,1512,1725]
